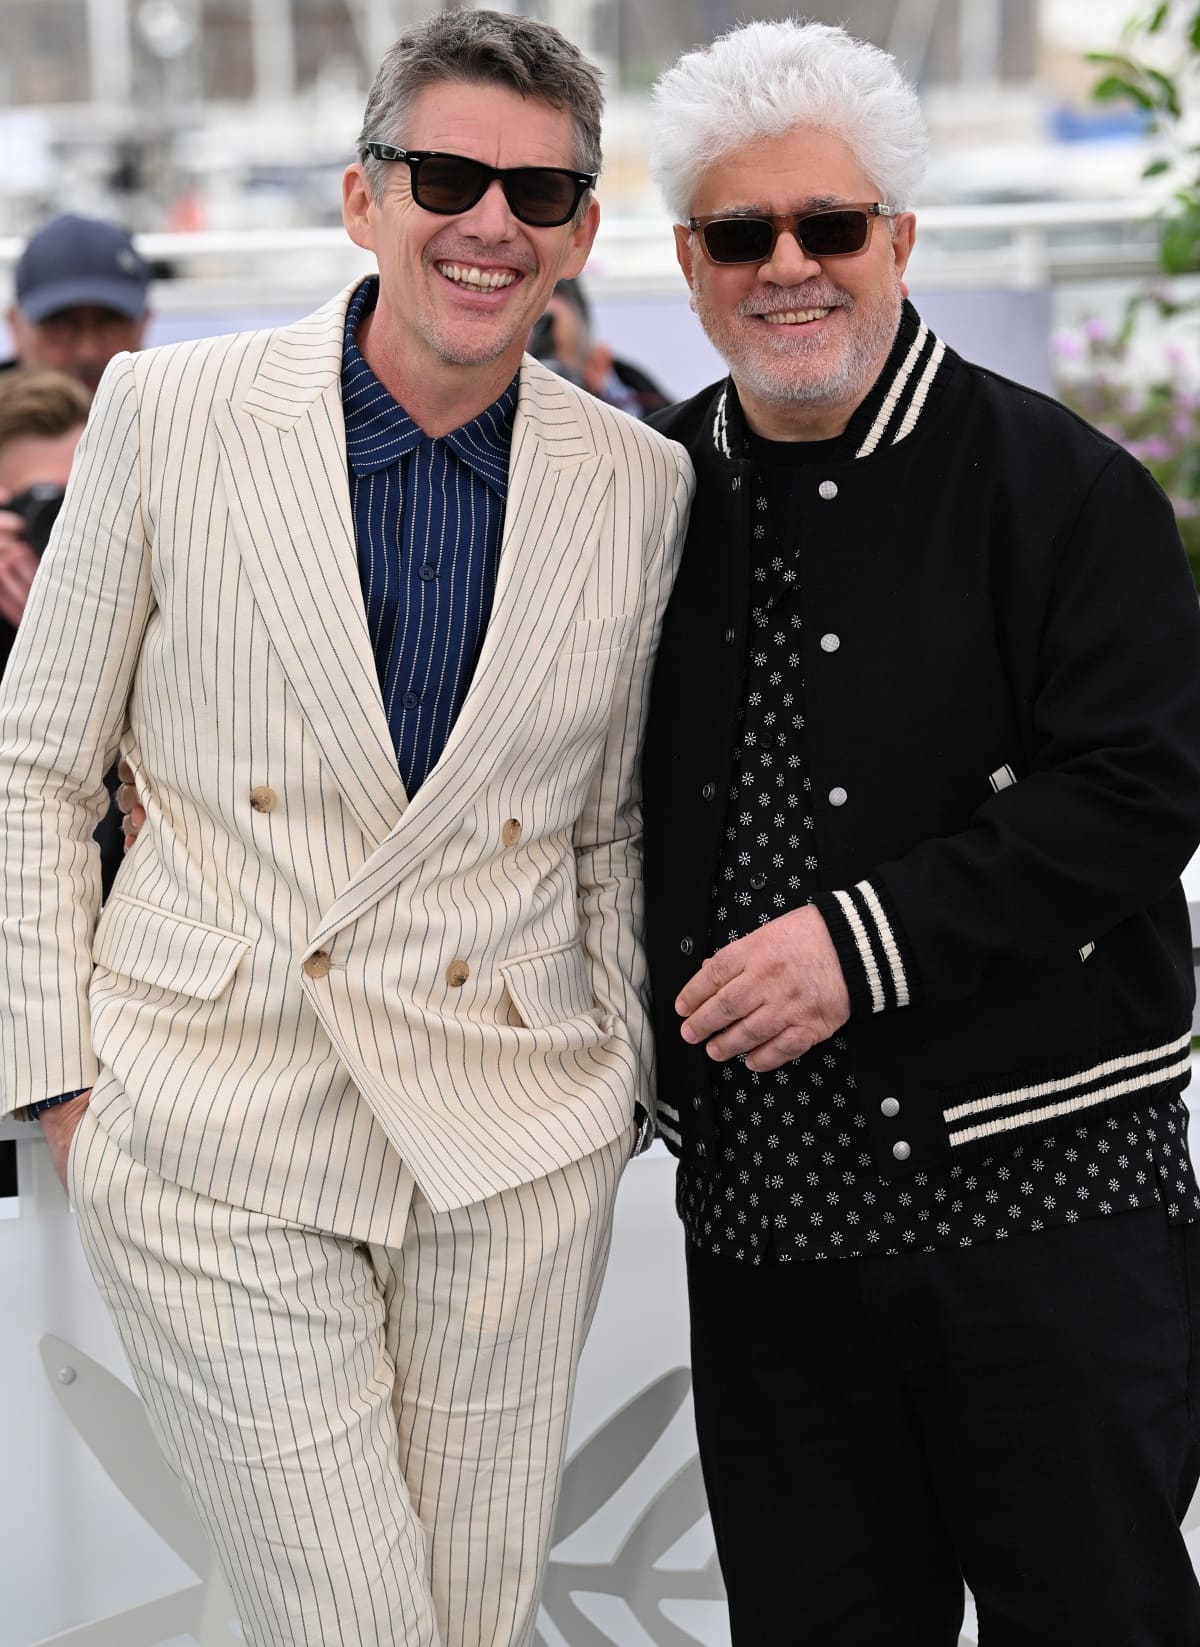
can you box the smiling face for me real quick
[675,126,915,439]
[342,80,599,425]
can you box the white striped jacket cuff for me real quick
[815,881,912,1016]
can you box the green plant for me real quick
[1052,6,1200,588]
[1055,318,1200,587]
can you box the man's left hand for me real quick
[675,905,850,1072]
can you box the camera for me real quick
[5,483,65,555]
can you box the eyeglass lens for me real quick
[415,156,581,226]
[701,209,871,264]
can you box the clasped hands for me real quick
[675,905,850,1072]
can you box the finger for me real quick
[679,976,759,1045]
[742,1031,813,1073]
[116,782,139,815]
[702,1006,793,1063]
[675,950,745,1018]
[117,757,134,784]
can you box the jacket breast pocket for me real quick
[91,894,251,1000]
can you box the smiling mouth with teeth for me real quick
[761,307,831,324]
[437,262,519,291]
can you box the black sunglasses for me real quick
[688,202,899,266]
[362,143,596,228]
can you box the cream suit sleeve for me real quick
[572,445,695,1132]
[0,352,154,1112]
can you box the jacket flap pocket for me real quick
[92,896,251,1001]
[499,941,595,1030]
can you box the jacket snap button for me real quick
[820,633,841,653]
[892,1140,911,1162]
[828,786,848,807]
[818,480,839,500]
[881,1096,900,1119]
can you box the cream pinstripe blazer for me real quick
[0,285,693,1240]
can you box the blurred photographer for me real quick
[4,214,151,395]
[530,276,671,418]
[0,368,89,1197]
[0,368,90,672]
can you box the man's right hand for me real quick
[39,1089,92,1192]
[115,756,146,849]
[0,497,40,629]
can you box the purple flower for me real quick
[1083,316,1109,342]
[1052,332,1084,360]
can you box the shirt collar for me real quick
[340,276,517,496]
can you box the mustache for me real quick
[428,236,537,274]
[737,288,853,317]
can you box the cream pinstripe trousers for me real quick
[69,1104,625,1647]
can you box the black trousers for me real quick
[687,1207,1200,1646]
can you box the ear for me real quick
[673,222,696,289]
[558,195,601,281]
[891,211,916,286]
[342,162,376,253]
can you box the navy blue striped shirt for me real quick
[341,276,516,795]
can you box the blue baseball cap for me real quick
[15,214,150,323]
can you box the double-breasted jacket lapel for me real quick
[215,293,409,847]
[217,298,613,943]
[309,360,613,947]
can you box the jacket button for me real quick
[680,936,695,956]
[818,480,839,500]
[819,633,841,653]
[501,818,522,847]
[250,786,278,813]
[446,959,470,987]
[892,1140,911,1162]
[828,786,848,807]
[701,782,716,801]
[881,1096,900,1119]
[304,950,332,979]
[724,627,736,644]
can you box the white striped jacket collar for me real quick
[708,301,947,463]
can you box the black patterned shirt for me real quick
[675,429,1200,1263]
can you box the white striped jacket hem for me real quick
[944,1032,1192,1148]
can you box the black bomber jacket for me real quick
[644,302,1200,1182]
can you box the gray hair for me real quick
[649,19,926,222]
[357,8,604,206]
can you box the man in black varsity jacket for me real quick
[643,19,1200,1646]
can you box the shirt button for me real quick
[818,480,839,500]
[304,950,332,979]
[249,785,278,813]
[828,786,848,807]
[680,936,695,956]
[820,633,841,653]
[749,872,767,890]
[695,1140,707,1156]
[401,690,420,709]
[417,563,437,582]
[724,627,736,644]
[880,1096,901,1119]
[446,959,470,987]
[731,477,741,492]
[892,1140,911,1162]
[701,782,717,801]
[501,818,522,847]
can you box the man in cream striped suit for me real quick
[0,12,692,1645]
